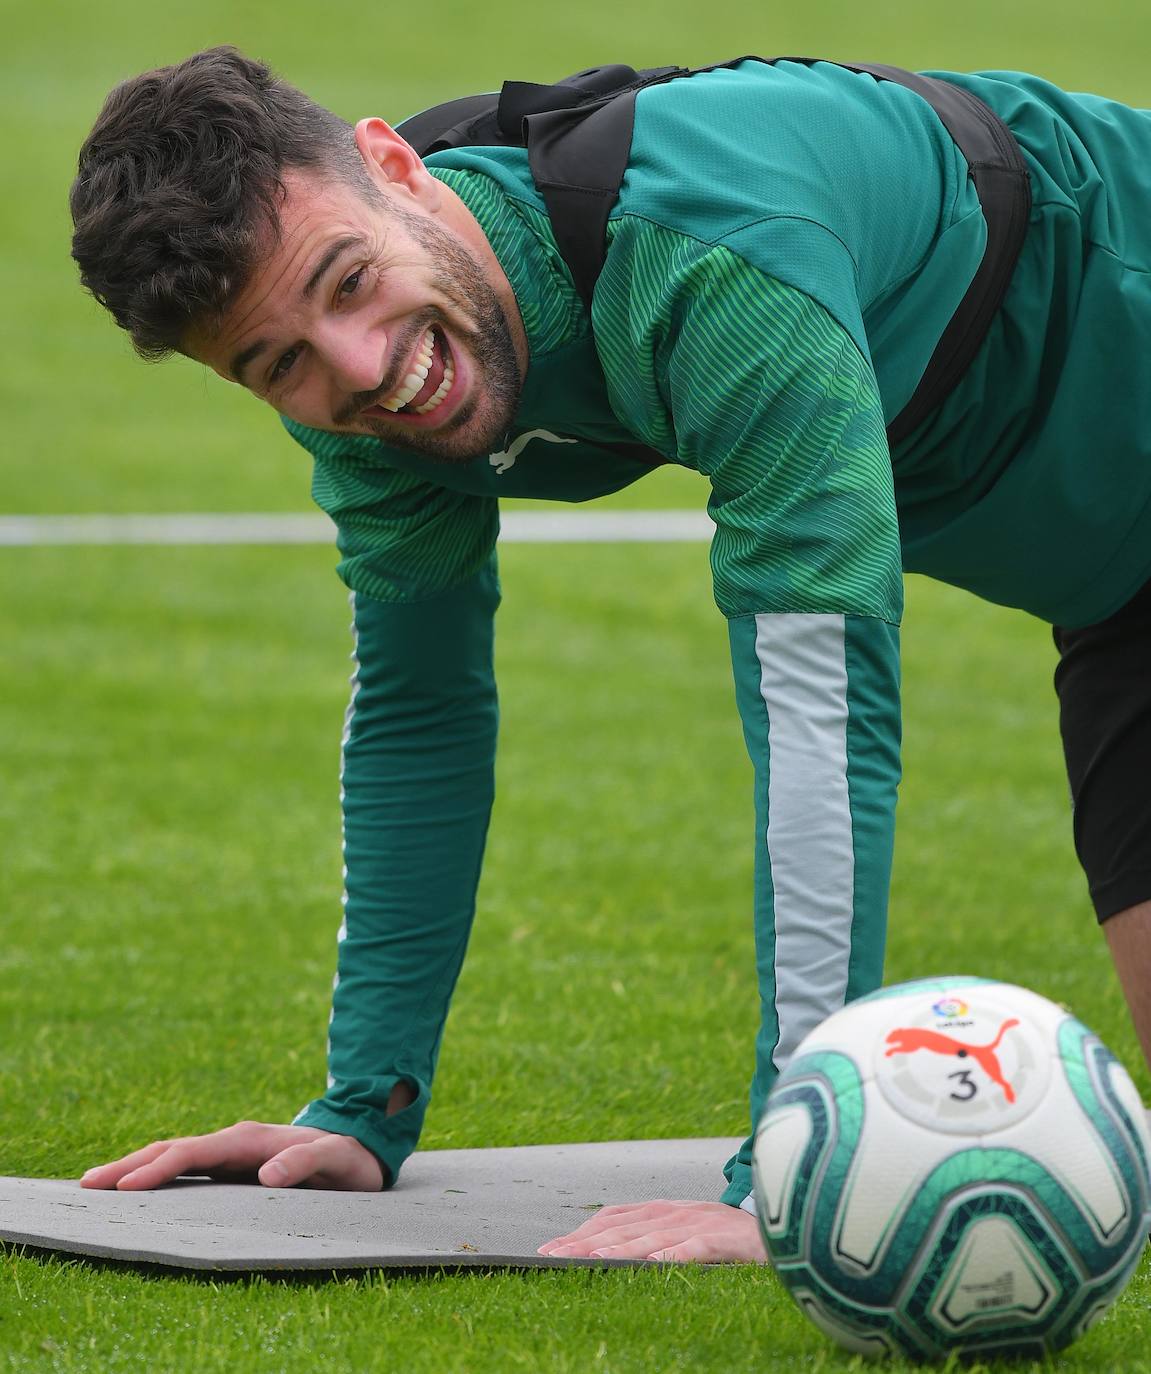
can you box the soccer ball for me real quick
[752,976,1151,1360]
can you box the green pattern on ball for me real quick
[753,1050,864,1266]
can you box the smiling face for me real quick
[190,119,528,462]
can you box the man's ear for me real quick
[354,118,442,210]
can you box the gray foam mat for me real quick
[0,1138,744,1272]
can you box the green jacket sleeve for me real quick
[282,427,500,1186]
[595,228,903,1206]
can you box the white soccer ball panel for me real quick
[989,1049,1131,1242]
[835,1101,953,1272]
[1107,1055,1151,1163]
[753,1103,813,1237]
[929,1212,1059,1331]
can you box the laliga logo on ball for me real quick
[933,996,968,1019]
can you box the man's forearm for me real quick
[721,610,901,1205]
[293,565,500,1185]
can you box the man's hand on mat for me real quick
[538,1199,767,1263]
[79,1121,384,1192]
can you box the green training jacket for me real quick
[282,59,1151,1204]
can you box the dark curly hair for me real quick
[70,46,373,359]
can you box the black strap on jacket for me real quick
[397,56,1032,451]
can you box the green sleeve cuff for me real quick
[292,1077,431,1190]
[720,1140,754,1208]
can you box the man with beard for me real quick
[71,47,1151,1263]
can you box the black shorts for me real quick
[1054,578,1151,922]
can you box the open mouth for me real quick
[373,327,455,418]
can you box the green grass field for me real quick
[3,0,1150,1369]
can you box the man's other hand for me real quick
[538,1199,767,1263]
[79,1121,384,1192]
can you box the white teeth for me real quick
[413,354,454,414]
[377,328,436,412]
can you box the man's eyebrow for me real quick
[302,233,365,301]
[230,338,268,387]
[228,235,367,386]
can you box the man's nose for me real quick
[318,319,388,395]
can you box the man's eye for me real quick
[270,347,300,384]
[339,268,364,298]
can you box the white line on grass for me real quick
[0,511,713,546]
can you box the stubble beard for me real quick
[354,208,523,464]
